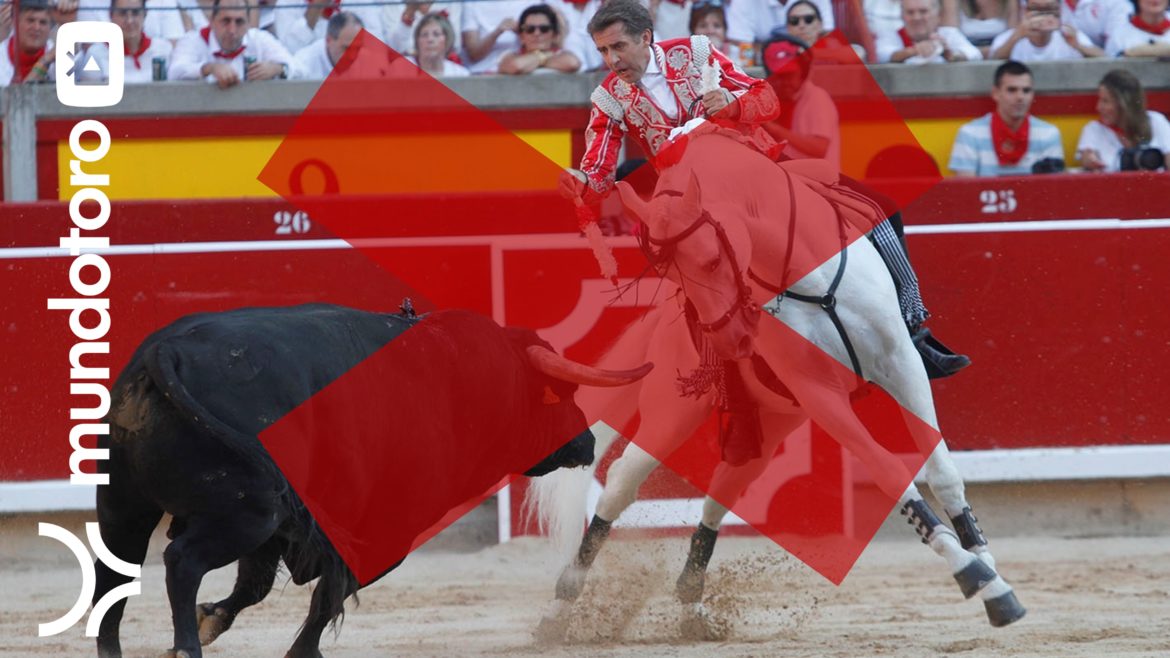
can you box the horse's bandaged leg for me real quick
[676,523,719,604]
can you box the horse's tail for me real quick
[524,305,663,563]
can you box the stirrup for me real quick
[911,326,971,379]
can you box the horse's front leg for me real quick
[676,408,808,640]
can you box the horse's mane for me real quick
[653,120,769,172]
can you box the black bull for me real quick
[94,304,650,658]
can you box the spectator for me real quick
[942,0,1018,54]
[49,0,79,42]
[1077,69,1170,171]
[461,0,529,73]
[499,4,580,74]
[689,0,730,53]
[169,0,292,87]
[726,0,836,66]
[274,0,384,55]
[0,0,53,86]
[85,0,175,83]
[1106,0,1170,56]
[290,11,388,79]
[785,0,859,63]
[407,11,470,76]
[949,61,1064,176]
[761,37,841,169]
[989,0,1103,59]
[176,0,213,32]
[141,0,190,44]
[876,0,982,62]
[386,2,463,58]
[546,0,603,70]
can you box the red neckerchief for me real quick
[321,0,341,19]
[1064,0,1076,10]
[8,37,45,82]
[201,26,246,59]
[898,28,915,47]
[991,112,1030,165]
[1131,14,1170,35]
[563,0,590,5]
[126,35,152,70]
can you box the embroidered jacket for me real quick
[580,35,781,202]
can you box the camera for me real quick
[1031,157,1065,174]
[1120,146,1166,172]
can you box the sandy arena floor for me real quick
[4,524,1168,657]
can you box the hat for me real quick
[763,38,811,77]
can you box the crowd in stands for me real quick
[0,0,1166,172]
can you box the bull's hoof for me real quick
[195,603,231,645]
[533,599,571,645]
[952,559,997,599]
[984,590,1027,627]
[679,602,728,641]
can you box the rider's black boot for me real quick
[911,326,971,378]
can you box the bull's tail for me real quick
[143,340,286,486]
[524,305,662,564]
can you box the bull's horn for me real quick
[527,346,653,387]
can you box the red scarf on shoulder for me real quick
[8,37,45,82]
[991,112,1029,165]
[126,36,152,70]
[1131,14,1170,35]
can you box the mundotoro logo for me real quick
[41,20,128,639]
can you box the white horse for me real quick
[529,126,1026,641]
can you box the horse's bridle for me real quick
[642,190,759,333]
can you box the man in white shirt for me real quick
[169,0,292,87]
[461,0,529,73]
[291,11,387,79]
[875,0,982,62]
[85,0,175,83]
[0,0,53,86]
[989,0,1103,60]
[274,0,384,55]
[725,0,836,64]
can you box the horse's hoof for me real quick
[554,565,588,602]
[533,599,571,645]
[984,590,1027,627]
[196,603,230,646]
[158,650,195,658]
[952,558,997,599]
[679,602,728,641]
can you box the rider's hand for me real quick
[558,169,587,202]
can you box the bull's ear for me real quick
[542,385,561,405]
[615,180,650,226]
[681,171,703,217]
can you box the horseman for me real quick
[559,0,970,378]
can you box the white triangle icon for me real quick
[83,56,102,73]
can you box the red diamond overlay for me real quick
[258,31,945,586]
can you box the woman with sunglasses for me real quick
[1077,69,1170,172]
[498,4,580,74]
[786,0,859,64]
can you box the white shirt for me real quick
[959,12,1007,45]
[548,0,603,71]
[1077,111,1170,172]
[864,0,903,39]
[274,0,386,55]
[989,27,1095,60]
[1106,13,1170,56]
[86,36,174,84]
[405,55,471,77]
[638,48,678,120]
[652,0,693,41]
[0,35,53,87]
[1067,0,1131,47]
[726,0,835,44]
[460,0,529,74]
[168,26,292,82]
[784,81,840,170]
[875,25,983,63]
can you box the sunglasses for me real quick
[787,14,818,26]
[521,24,554,34]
